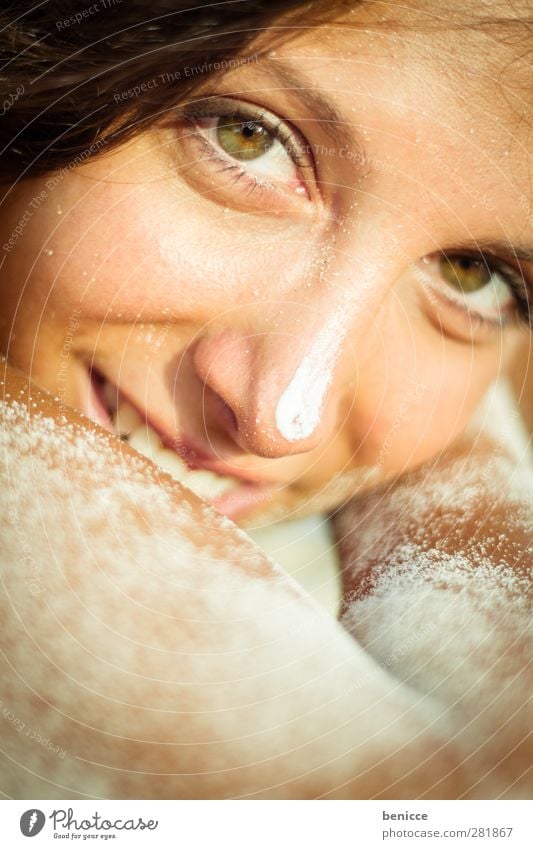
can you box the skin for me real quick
[1,365,530,798]
[0,363,465,799]
[0,362,529,798]
[334,430,532,798]
[0,1,531,798]
[0,2,531,525]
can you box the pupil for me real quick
[439,254,491,294]
[216,115,273,160]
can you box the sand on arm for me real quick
[334,382,532,799]
[1,363,467,799]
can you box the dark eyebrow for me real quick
[216,62,533,268]
[233,57,359,153]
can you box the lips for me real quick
[83,368,342,613]
[86,369,276,519]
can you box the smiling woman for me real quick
[0,0,532,801]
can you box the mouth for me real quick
[85,368,275,520]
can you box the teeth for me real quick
[129,424,161,461]
[155,447,191,479]
[115,400,143,436]
[111,395,240,501]
[182,470,238,499]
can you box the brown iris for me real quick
[216,116,274,161]
[439,255,491,294]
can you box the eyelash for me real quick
[447,252,531,330]
[180,98,311,195]
[418,250,532,336]
[176,103,532,332]
[503,270,531,328]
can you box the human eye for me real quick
[176,97,315,209]
[416,250,531,338]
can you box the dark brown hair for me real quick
[0,0,349,181]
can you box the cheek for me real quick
[345,319,508,472]
[23,176,316,325]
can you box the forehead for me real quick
[251,1,530,118]
[301,2,532,120]
[219,2,532,225]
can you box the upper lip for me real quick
[162,430,263,485]
[157,424,276,487]
[94,369,277,487]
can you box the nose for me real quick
[191,296,355,458]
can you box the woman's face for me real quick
[1,3,531,524]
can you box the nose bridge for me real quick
[273,301,351,443]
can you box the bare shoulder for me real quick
[0,363,466,800]
[333,427,532,799]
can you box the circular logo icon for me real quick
[20,809,46,837]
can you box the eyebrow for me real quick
[221,61,533,266]
[233,57,360,153]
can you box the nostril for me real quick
[204,385,239,435]
[220,400,238,433]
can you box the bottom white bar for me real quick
[1,800,530,848]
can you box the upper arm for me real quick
[0,363,464,799]
[333,431,532,799]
